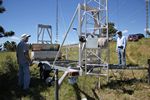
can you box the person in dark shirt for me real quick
[16,34,32,91]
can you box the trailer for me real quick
[31,24,80,86]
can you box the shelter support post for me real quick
[55,69,59,100]
[148,59,150,84]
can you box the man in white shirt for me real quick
[116,31,127,66]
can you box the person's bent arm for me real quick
[116,38,118,52]
[123,37,127,51]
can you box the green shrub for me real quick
[0,55,18,75]
[0,55,18,93]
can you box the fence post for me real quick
[55,69,59,100]
[148,59,150,84]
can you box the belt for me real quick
[118,46,123,49]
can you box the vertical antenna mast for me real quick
[146,0,149,36]
[56,0,58,43]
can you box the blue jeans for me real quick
[18,63,30,90]
[117,48,126,66]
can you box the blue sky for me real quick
[0,0,149,44]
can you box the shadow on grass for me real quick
[72,83,100,100]
[101,78,147,95]
[0,55,53,100]
[0,70,49,100]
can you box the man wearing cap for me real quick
[116,31,127,66]
[16,33,32,91]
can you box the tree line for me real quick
[1,41,32,51]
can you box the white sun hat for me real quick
[21,33,31,39]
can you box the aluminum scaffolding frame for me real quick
[78,0,109,80]
[37,24,53,44]
[52,0,109,81]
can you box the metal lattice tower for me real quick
[37,24,52,44]
[78,0,109,72]
[53,0,109,79]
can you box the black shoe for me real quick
[22,89,30,96]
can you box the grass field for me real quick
[0,38,150,100]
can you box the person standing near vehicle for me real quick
[16,34,32,91]
[116,31,127,66]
